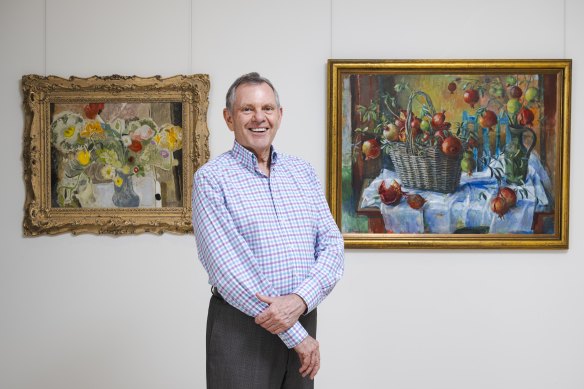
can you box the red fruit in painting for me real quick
[128,139,143,153]
[407,194,426,209]
[395,118,406,130]
[399,109,408,121]
[463,89,480,108]
[498,187,517,208]
[517,107,535,126]
[399,129,407,142]
[362,139,381,160]
[441,136,462,157]
[467,137,479,149]
[431,111,446,128]
[490,196,509,218]
[447,82,457,94]
[509,85,523,99]
[478,110,498,129]
[379,180,403,206]
[434,129,447,144]
[435,122,451,132]
[410,117,421,130]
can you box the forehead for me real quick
[234,82,277,106]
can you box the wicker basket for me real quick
[386,91,463,194]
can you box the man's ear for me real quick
[223,108,234,132]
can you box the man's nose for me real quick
[253,110,266,122]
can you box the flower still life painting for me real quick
[50,102,183,209]
[22,75,210,236]
[327,60,570,249]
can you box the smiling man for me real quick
[192,72,344,388]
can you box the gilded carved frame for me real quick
[22,74,210,235]
[327,60,571,249]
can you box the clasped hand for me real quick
[255,293,320,379]
[254,293,306,334]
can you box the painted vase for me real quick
[504,125,537,184]
[112,172,140,207]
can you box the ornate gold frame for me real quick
[22,74,210,235]
[327,60,571,249]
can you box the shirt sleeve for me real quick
[192,168,308,348]
[293,165,345,313]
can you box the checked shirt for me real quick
[192,141,344,348]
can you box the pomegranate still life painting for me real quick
[327,60,571,249]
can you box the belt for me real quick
[211,286,224,301]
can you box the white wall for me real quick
[1,0,582,388]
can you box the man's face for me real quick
[223,82,283,159]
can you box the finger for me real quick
[255,311,270,325]
[303,352,317,378]
[299,353,311,376]
[256,293,274,304]
[310,360,320,380]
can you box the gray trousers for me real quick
[206,295,317,389]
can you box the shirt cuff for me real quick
[278,321,308,349]
[293,277,321,314]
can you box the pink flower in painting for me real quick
[131,125,155,141]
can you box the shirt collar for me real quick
[231,140,279,174]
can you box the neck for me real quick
[256,152,271,176]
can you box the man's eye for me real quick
[264,107,274,112]
[242,107,252,112]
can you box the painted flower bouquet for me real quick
[51,103,183,207]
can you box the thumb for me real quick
[256,293,275,304]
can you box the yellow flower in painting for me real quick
[114,176,124,187]
[158,124,183,152]
[63,125,76,139]
[121,165,131,175]
[153,133,162,145]
[76,150,91,166]
[80,121,105,139]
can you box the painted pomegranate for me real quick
[362,139,381,160]
[379,180,403,206]
[517,107,535,126]
[490,196,509,218]
[407,194,426,209]
[463,89,480,108]
[498,187,517,208]
[441,135,462,157]
[478,110,498,130]
[508,85,523,99]
[447,82,457,94]
[431,111,446,129]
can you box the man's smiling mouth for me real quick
[249,128,268,133]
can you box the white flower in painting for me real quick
[128,118,158,134]
[121,135,132,146]
[110,118,126,135]
[51,112,84,152]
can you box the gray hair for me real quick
[225,72,281,113]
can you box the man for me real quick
[192,72,344,388]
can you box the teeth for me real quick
[249,128,268,132]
